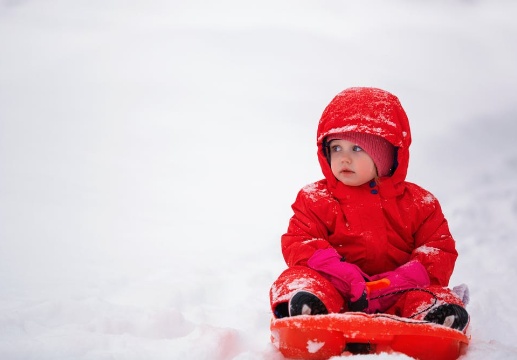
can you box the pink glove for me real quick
[307,248,369,310]
[366,260,430,314]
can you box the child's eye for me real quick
[330,145,342,153]
[352,145,363,152]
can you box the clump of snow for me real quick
[307,339,325,353]
[302,182,330,202]
[1,0,517,359]
[421,193,436,205]
[414,246,439,256]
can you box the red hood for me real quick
[316,87,411,196]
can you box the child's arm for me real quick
[281,182,335,267]
[410,190,458,286]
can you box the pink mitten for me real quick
[307,248,369,309]
[366,260,430,314]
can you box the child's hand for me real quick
[307,248,369,311]
[365,260,431,314]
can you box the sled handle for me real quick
[366,278,391,294]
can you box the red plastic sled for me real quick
[270,312,469,360]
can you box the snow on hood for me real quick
[316,87,412,192]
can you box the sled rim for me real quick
[271,312,469,342]
[270,313,469,360]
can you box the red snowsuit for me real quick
[270,88,465,319]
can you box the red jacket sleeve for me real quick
[408,186,458,286]
[281,183,334,267]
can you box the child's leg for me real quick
[385,285,469,331]
[386,285,464,318]
[270,266,344,318]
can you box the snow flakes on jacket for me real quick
[281,88,457,286]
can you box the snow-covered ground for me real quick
[1,1,517,359]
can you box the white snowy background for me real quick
[1,0,517,359]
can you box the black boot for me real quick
[424,304,469,331]
[288,291,328,316]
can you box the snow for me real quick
[307,340,325,354]
[1,0,517,359]
[301,182,329,202]
[414,246,439,257]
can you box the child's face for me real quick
[329,139,377,186]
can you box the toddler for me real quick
[269,87,469,332]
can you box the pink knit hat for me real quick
[327,132,396,177]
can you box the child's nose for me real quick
[341,152,352,163]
